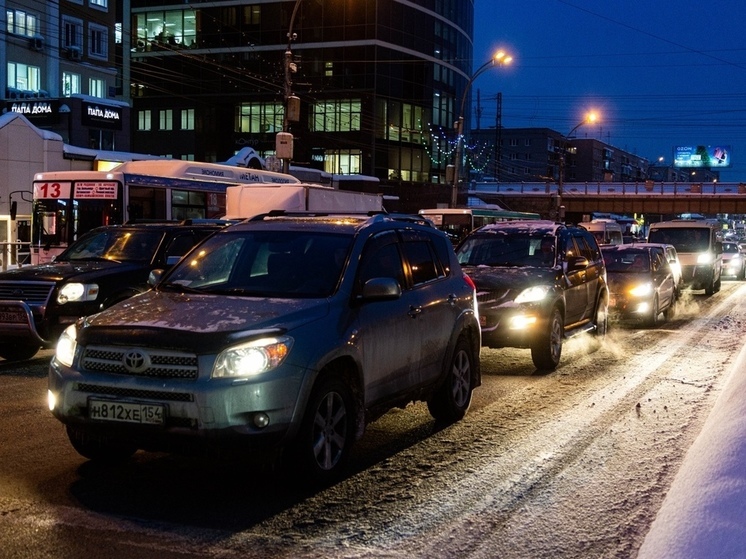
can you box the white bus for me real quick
[419,207,541,244]
[31,159,299,263]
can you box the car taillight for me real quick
[463,272,476,291]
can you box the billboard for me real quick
[673,145,731,168]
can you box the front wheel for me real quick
[646,295,660,327]
[292,376,355,483]
[66,425,137,463]
[427,336,475,423]
[531,307,563,371]
[593,297,608,338]
[0,343,40,361]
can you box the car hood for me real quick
[78,290,331,352]
[0,260,145,283]
[461,265,558,293]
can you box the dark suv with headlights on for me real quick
[48,212,481,482]
[0,221,227,361]
[456,220,608,370]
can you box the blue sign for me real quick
[673,145,731,168]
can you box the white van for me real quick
[579,219,624,246]
[647,220,723,295]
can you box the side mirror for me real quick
[148,269,165,287]
[360,277,402,301]
[10,201,17,221]
[567,256,590,272]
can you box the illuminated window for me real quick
[181,109,195,130]
[235,102,284,133]
[324,149,361,174]
[6,9,38,37]
[159,109,173,131]
[90,0,108,8]
[7,62,40,91]
[62,72,81,96]
[311,100,361,132]
[138,110,152,131]
[89,78,105,98]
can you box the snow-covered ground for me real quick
[638,339,746,558]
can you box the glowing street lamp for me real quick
[450,50,513,208]
[556,111,599,220]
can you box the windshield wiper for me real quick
[158,281,203,294]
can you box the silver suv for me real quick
[48,213,481,481]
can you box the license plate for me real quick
[88,399,165,425]
[0,309,26,323]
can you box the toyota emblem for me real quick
[122,349,151,374]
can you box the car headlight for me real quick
[57,283,99,304]
[629,282,653,297]
[212,336,293,378]
[514,285,550,304]
[696,252,713,265]
[55,324,78,368]
[730,254,741,262]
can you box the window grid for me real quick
[138,110,152,131]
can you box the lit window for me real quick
[138,110,152,131]
[235,102,284,133]
[159,109,173,131]
[181,109,195,130]
[310,100,362,132]
[62,72,81,96]
[89,78,105,98]
[7,62,40,91]
[6,9,38,37]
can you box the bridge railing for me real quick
[469,181,746,197]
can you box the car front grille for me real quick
[0,281,55,304]
[81,346,199,379]
[76,382,194,402]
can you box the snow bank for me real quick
[638,341,746,558]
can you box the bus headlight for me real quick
[212,336,293,378]
[58,283,99,304]
[55,325,78,368]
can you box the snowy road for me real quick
[1,282,745,558]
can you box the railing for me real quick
[0,242,32,271]
[469,181,746,196]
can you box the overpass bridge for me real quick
[468,181,746,220]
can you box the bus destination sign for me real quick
[74,182,118,199]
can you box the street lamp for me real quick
[450,50,513,208]
[556,111,598,221]
[277,0,304,174]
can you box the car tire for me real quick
[739,266,746,281]
[592,296,608,338]
[293,376,355,483]
[646,295,660,327]
[531,307,563,371]
[705,277,715,295]
[0,343,40,361]
[66,425,137,463]
[427,335,475,423]
[715,276,722,292]
[663,298,676,321]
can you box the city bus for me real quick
[31,159,299,263]
[418,207,541,244]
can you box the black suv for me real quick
[0,221,228,361]
[48,213,481,481]
[456,220,608,370]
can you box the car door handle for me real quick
[448,293,458,306]
[408,305,422,318]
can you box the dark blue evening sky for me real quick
[472,0,746,181]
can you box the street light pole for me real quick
[278,0,303,174]
[450,51,512,208]
[556,111,597,221]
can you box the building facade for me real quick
[469,127,651,184]
[1,0,131,150]
[128,0,474,199]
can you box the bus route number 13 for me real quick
[34,181,72,199]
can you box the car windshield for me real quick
[604,250,650,273]
[648,227,710,252]
[59,230,163,263]
[161,230,353,298]
[456,232,556,267]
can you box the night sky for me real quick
[471,0,746,181]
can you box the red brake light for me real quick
[463,272,476,290]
